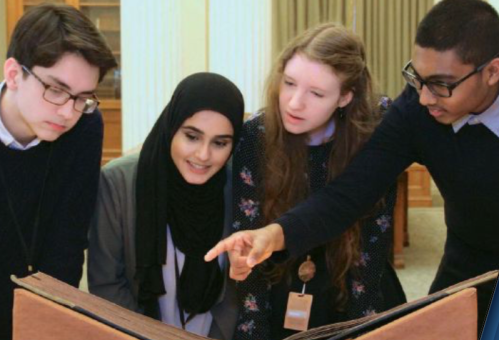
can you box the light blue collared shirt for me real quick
[308,118,336,146]
[0,81,41,150]
[246,110,337,146]
[158,226,225,336]
[452,94,499,138]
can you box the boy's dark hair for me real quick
[7,3,117,82]
[416,0,499,66]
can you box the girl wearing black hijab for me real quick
[88,73,244,339]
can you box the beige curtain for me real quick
[354,0,434,98]
[272,0,434,99]
[271,0,352,59]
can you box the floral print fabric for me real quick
[233,105,397,340]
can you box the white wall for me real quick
[121,0,207,151]
[0,0,6,79]
[121,0,271,151]
[490,0,499,13]
[179,1,208,74]
[208,0,271,114]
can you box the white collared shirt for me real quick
[0,81,41,150]
[452,95,499,138]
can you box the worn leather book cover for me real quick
[11,271,497,340]
[12,272,208,340]
[353,288,477,340]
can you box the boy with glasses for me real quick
[0,4,116,338]
[206,0,499,333]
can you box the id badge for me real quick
[284,292,313,331]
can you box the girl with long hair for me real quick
[232,23,405,340]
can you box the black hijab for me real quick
[135,73,244,318]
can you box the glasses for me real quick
[402,53,499,98]
[21,65,100,114]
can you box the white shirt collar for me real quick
[0,81,41,150]
[452,94,499,138]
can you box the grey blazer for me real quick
[88,153,238,340]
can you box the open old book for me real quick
[11,270,498,340]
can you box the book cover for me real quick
[11,270,498,340]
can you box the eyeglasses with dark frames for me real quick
[21,65,100,114]
[402,53,499,98]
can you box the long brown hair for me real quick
[261,23,381,310]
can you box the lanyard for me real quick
[173,248,196,329]
[0,144,53,273]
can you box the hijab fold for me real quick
[135,73,244,317]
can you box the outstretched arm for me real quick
[204,223,285,280]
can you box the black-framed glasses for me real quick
[402,53,499,98]
[21,65,100,114]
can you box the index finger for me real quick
[204,237,235,262]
